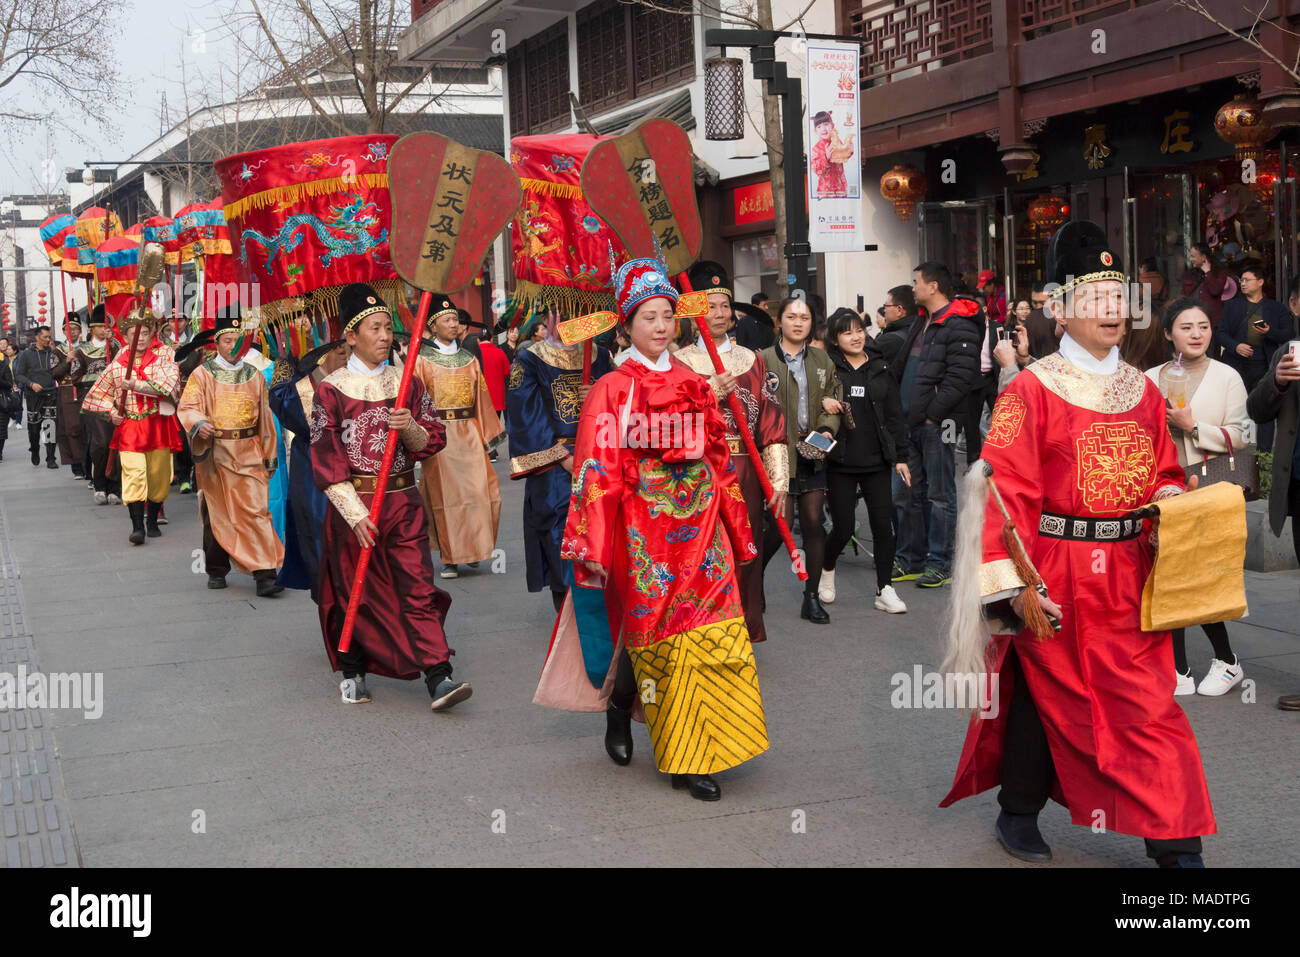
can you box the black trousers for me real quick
[27,395,56,463]
[997,647,1203,863]
[336,648,452,689]
[83,416,121,495]
[824,468,895,590]
[201,498,276,582]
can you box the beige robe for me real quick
[411,346,504,564]
[178,360,284,574]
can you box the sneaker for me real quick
[156,511,168,526]
[1174,670,1196,696]
[429,678,472,712]
[817,568,836,603]
[468,561,480,569]
[106,493,121,505]
[891,562,922,582]
[339,676,371,704]
[874,585,907,614]
[439,564,458,579]
[86,480,94,490]
[916,568,952,588]
[1196,657,1243,697]
[180,481,193,494]
[93,491,107,505]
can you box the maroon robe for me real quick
[310,363,451,679]
[675,339,787,642]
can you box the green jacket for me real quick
[759,341,842,475]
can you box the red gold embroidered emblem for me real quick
[1075,421,1153,511]
[984,392,1027,449]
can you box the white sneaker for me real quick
[93,491,107,505]
[1174,670,1196,696]
[817,569,835,603]
[1197,657,1243,696]
[874,585,907,614]
[106,493,121,505]
[440,564,458,579]
[339,677,371,704]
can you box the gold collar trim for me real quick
[1026,352,1147,414]
[323,365,401,402]
[532,341,585,370]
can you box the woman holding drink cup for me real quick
[1145,297,1252,697]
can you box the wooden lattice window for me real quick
[845,0,993,87]
[575,0,694,114]
[577,0,629,113]
[632,0,695,94]
[508,20,571,135]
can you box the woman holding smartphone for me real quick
[1145,297,1252,697]
[760,297,842,623]
[818,308,910,614]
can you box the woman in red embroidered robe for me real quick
[535,257,766,802]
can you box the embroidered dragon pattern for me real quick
[240,193,388,273]
[625,527,674,598]
[636,460,713,519]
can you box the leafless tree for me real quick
[1171,0,1300,82]
[232,0,466,136]
[0,0,128,137]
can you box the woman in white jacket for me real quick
[1145,296,1252,698]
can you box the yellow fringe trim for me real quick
[100,279,137,296]
[251,279,406,330]
[223,174,390,222]
[519,178,583,200]
[512,279,614,321]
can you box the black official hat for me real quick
[296,338,346,375]
[88,304,107,328]
[1046,220,1125,299]
[212,303,242,336]
[687,260,732,300]
[338,283,390,333]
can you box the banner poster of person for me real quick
[805,40,862,254]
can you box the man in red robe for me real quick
[940,221,1215,868]
[310,284,472,712]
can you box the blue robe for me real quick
[268,360,330,600]
[506,341,612,595]
[261,364,289,543]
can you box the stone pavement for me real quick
[0,424,1296,867]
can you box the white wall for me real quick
[823,155,923,320]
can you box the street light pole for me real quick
[705,28,811,297]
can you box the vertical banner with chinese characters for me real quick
[579,119,703,277]
[387,131,523,294]
[806,41,862,253]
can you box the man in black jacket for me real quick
[1216,266,1292,451]
[891,263,984,588]
[12,326,60,468]
[877,284,917,371]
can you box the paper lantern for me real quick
[94,235,141,322]
[704,57,746,141]
[1214,93,1276,163]
[1028,194,1070,234]
[879,164,926,222]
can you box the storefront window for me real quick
[731,236,822,314]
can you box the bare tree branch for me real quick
[1170,0,1300,84]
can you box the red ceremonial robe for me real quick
[940,353,1217,840]
[310,363,452,679]
[537,355,769,775]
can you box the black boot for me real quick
[995,810,1052,863]
[801,592,830,624]
[145,501,162,537]
[604,704,633,766]
[671,773,721,801]
[128,502,146,545]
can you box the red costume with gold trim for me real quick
[940,353,1216,840]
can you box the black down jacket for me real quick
[896,296,985,428]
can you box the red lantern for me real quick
[1028,194,1070,235]
[880,164,927,222]
[1214,93,1276,163]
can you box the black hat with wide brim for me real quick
[173,328,217,364]
[1046,220,1125,298]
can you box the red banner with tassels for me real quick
[509,134,627,317]
[215,134,401,327]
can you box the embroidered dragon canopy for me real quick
[215,134,401,331]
